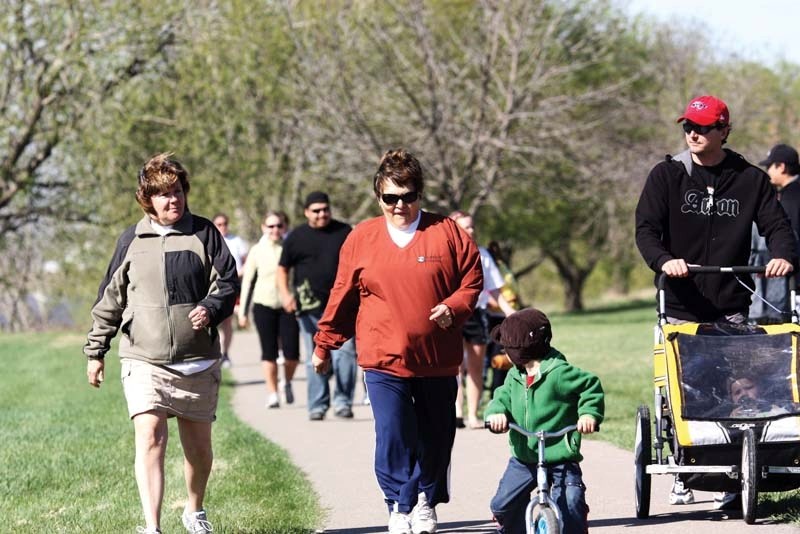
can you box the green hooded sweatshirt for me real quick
[484,348,604,465]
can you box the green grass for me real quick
[549,299,656,451]
[0,332,321,533]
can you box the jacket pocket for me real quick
[121,312,135,346]
[120,359,133,383]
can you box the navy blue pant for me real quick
[365,370,458,514]
[490,458,588,534]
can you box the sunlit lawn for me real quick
[0,333,321,533]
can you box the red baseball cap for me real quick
[676,95,730,126]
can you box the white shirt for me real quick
[224,233,249,275]
[477,246,505,309]
[386,211,421,247]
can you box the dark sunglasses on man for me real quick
[682,121,722,135]
[381,191,419,205]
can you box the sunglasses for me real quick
[682,121,720,135]
[381,191,419,205]
[310,206,330,214]
[266,224,284,229]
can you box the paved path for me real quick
[229,331,798,533]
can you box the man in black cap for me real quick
[277,191,357,420]
[749,144,800,323]
[761,144,800,237]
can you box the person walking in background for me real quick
[449,211,516,429]
[635,95,797,509]
[238,210,300,408]
[84,153,238,534]
[761,144,800,237]
[750,143,800,322]
[213,212,249,367]
[486,240,523,394]
[748,223,792,323]
[312,149,483,534]
[277,191,357,420]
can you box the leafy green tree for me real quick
[0,0,179,329]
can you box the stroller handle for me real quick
[656,265,797,323]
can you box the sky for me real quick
[624,0,800,67]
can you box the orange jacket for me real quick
[314,211,482,377]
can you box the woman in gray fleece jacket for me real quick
[83,153,238,534]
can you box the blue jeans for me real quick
[490,458,588,534]
[297,312,357,415]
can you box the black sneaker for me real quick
[334,407,354,418]
[309,411,325,421]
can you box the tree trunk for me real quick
[548,254,593,312]
[563,276,586,312]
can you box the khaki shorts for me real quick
[120,359,221,422]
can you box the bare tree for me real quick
[0,1,176,238]
[282,0,654,308]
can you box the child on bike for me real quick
[484,308,604,534]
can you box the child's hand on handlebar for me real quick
[485,414,509,433]
[576,415,598,434]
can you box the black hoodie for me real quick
[635,149,798,321]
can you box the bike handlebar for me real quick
[485,421,579,439]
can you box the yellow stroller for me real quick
[635,265,800,524]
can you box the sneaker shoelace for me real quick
[186,512,214,533]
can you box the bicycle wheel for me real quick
[634,405,652,519]
[741,427,758,524]
[531,505,559,534]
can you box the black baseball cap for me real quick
[759,144,799,168]
[304,191,330,208]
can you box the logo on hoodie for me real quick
[681,189,739,217]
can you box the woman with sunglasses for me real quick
[238,210,300,408]
[311,149,483,534]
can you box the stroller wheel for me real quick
[634,405,652,519]
[741,428,759,524]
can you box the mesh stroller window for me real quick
[674,332,800,420]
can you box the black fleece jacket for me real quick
[635,149,798,321]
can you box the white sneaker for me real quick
[388,509,412,534]
[182,508,213,533]
[669,478,694,505]
[136,528,162,534]
[411,493,437,534]
[266,393,280,409]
